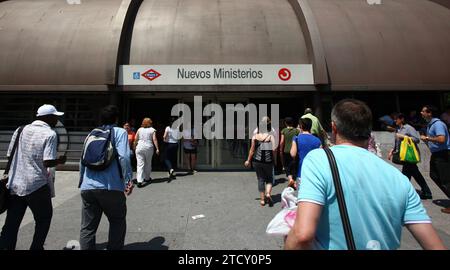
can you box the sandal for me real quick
[265,195,273,207]
[260,200,266,206]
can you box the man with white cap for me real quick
[0,104,66,250]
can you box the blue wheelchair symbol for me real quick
[133,72,140,80]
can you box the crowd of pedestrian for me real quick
[1,99,449,250]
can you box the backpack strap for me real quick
[109,126,124,180]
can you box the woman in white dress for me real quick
[133,118,160,187]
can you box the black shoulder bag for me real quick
[324,147,356,250]
[1,126,24,214]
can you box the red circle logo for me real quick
[278,68,291,81]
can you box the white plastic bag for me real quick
[281,187,297,209]
[266,208,297,235]
[266,187,298,236]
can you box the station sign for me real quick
[119,64,314,85]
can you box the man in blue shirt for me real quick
[285,99,446,250]
[79,105,134,250]
[420,105,450,214]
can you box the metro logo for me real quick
[142,69,161,81]
[278,68,291,81]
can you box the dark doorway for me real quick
[127,98,179,170]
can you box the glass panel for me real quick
[194,138,212,170]
[216,100,250,169]
[178,101,213,169]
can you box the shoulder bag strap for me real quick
[428,119,440,130]
[324,147,356,250]
[4,126,25,175]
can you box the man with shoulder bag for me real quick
[285,99,446,250]
[388,113,432,200]
[0,104,66,250]
[420,105,450,214]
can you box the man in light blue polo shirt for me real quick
[285,99,446,250]
[420,105,450,214]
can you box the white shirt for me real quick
[7,120,57,196]
[136,127,156,147]
[165,126,180,144]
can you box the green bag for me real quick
[399,137,420,164]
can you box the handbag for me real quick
[324,147,356,250]
[391,150,403,165]
[1,126,24,214]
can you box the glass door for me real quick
[179,97,214,170]
[215,98,250,169]
[179,97,250,170]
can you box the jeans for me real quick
[402,163,432,195]
[0,184,53,250]
[164,143,178,171]
[80,190,127,250]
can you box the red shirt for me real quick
[127,130,136,148]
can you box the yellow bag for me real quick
[399,136,420,163]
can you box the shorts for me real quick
[184,148,197,154]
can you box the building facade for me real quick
[1,0,449,169]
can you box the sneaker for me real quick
[169,169,176,178]
[144,178,152,183]
[137,182,144,188]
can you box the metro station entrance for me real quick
[127,94,313,170]
[127,96,252,170]
[178,97,251,170]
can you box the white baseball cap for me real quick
[36,104,64,117]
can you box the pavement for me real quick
[0,169,449,250]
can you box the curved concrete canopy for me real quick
[0,0,449,91]
[307,0,450,90]
[0,0,130,89]
[129,0,310,65]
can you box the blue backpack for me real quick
[81,125,119,171]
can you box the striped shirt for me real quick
[7,120,57,196]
